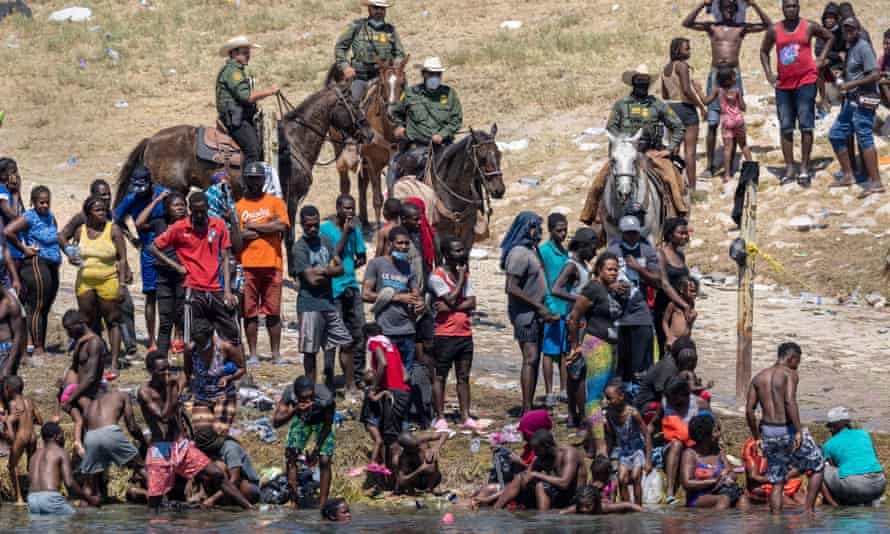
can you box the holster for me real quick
[227,101,243,129]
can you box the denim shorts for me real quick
[829,101,876,152]
[775,83,817,134]
[706,67,744,126]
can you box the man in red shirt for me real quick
[150,192,242,352]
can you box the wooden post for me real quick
[736,172,757,400]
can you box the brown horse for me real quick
[326,58,408,227]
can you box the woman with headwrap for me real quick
[501,212,558,416]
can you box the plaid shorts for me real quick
[285,418,335,460]
[761,425,824,484]
[191,390,238,433]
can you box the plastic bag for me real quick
[642,470,664,505]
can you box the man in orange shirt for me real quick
[235,163,290,363]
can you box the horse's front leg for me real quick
[358,159,370,228]
[369,159,384,230]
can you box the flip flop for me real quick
[857,187,885,199]
[779,174,796,185]
[103,371,119,381]
[830,177,855,187]
[797,173,811,188]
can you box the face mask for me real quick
[191,212,208,229]
[621,240,640,252]
[368,18,385,29]
[632,81,649,98]
[392,250,409,262]
[425,76,441,91]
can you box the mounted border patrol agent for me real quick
[216,35,279,168]
[335,0,406,102]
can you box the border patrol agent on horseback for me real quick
[386,56,463,190]
[335,0,406,102]
[580,64,688,228]
[216,35,279,168]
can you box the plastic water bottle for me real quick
[470,438,481,454]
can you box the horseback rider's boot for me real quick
[647,156,689,217]
[579,162,611,226]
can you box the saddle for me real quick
[195,122,243,167]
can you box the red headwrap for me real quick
[404,197,436,271]
[517,409,552,465]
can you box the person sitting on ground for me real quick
[321,497,352,523]
[494,429,584,511]
[1,375,40,504]
[603,381,652,505]
[701,67,754,183]
[650,376,707,505]
[80,385,148,501]
[360,368,391,475]
[273,375,336,509]
[60,309,107,457]
[662,276,699,352]
[682,414,749,509]
[365,321,410,474]
[375,197,402,258]
[27,422,100,514]
[821,406,887,507]
[138,351,253,510]
[193,426,261,506]
[394,430,448,495]
[183,322,244,435]
[742,437,805,506]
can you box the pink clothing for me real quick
[719,88,746,140]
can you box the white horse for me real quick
[601,130,664,244]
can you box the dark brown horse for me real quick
[326,58,408,227]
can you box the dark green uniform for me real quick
[216,59,259,165]
[390,83,463,144]
[334,18,405,79]
[606,95,685,152]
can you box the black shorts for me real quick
[433,336,473,378]
[415,312,434,344]
[669,102,700,127]
[513,318,541,344]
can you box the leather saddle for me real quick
[196,121,243,167]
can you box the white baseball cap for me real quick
[827,406,850,423]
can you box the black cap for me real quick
[243,161,265,177]
[130,165,151,194]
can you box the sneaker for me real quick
[665,495,680,506]
[432,418,450,431]
[558,391,568,404]
[544,394,557,408]
[246,356,261,368]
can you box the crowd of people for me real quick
[0,0,888,524]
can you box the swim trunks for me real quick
[0,341,12,374]
[760,423,824,484]
[284,419,336,461]
[80,424,139,474]
[145,438,210,497]
[27,491,75,515]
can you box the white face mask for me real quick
[425,76,441,91]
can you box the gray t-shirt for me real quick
[504,245,547,326]
[282,383,335,425]
[220,440,259,484]
[606,241,658,327]
[845,37,878,96]
[364,256,418,336]
[292,235,336,312]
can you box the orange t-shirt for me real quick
[235,194,290,270]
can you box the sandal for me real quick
[797,173,811,188]
[779,174,796,186]
[858,186,886,199]
[830,176,856,187]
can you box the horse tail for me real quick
[324,63,344,88]
[115,137,149,209]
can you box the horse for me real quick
[326,57,409,227]
[601,130,664,244]
[402,125,506,249]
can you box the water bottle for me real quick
[519,177,541,187]
[65,244,81,263]
[470,438,481,454]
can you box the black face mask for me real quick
[632,81,650,99]
[191,212,208,229]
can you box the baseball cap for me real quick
[618,215,642,233]
[827,406,850,423]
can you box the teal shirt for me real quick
[538,240,571,316]
[823,428,883,479]
[319,220,366,298]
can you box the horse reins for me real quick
[426,137,499,236]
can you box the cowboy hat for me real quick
[218,35,261,58]
[362,0,392,7]
[420,56,446,73]
[621,64,656,87]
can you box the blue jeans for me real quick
[389,334,416,374]
[775,83,817,134]
[829,101,876,152]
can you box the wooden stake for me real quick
[736,174,757,400]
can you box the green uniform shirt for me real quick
[334,18,405,74]
[216,59,254,122]
[606,95,685,152]
[390,84,463,143]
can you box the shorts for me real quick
[541,319,568,357]
[79,424,139,474]
[191,390,238,433]
[382,388,411,445]
[416,312,434,345]
[513,317,541,344]
[298,310,352,355]
[618,448,646,469]
[146,439,211,497]
[433,335,473,378]
[722,122,746,141]
[140,250,158,293]
[75,273,119,301]
[540,480,574,509]
[824,465,887,506]
[775,83,817,134]
[285,419,335,459]
[185,289,241,345]
[760,424,824,484]
[27,491,75,515]
[242,268,282,318]
[707,67,744,126]
[0,341,12,376]
[829,100,877,152]
[670,102,700,127]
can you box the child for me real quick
[742,437,806,506]
[566,484,643,515]
[365,322,411,472]
[393,431,448,495]
[681,414,749,510]
[2,375,42,504]
[538,213,570,408]
[604,382,652,505]
[360,368,392,475]
[55,368,89,457]
[702,67,752,183]
[374,198,402,258]
[589,454,617,504]
[662,276,698,352]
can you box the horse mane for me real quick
[283,84,339,122]
[435,134,471,175]
[324,63,343,87]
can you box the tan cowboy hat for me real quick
[420,56,446,73]
[362,0,392,7]
[218,35,261,58]
[621,64,657,87]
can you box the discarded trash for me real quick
[787,215,827,231]
[469,247,489,260]
[243,417,277,443]
[800,292,826,305]
[612,4,621,11]
[239,387,274,411]
[842,227,868,235]
[499,20,522,30]
[496,139,529,152]
[442,513,455,525]
[114,100,128,109]
[576,142,601,152]
[519,177,540,187]
[580,127,606,137]
[470,438,481,454]
[48,7,92,22]
[57,156,79,169]
[88,24,102,32]
[78,58,87,69]
[105,47,120,64]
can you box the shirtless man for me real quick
[2,375,41,504]
[27,422,100,514]
[394,431,448,495]
[746,342,824,514]
[138,351,253,510]
[61,309,106,456]
[494,429,585,511]
[81,387,148,500]
[683,0,772,177]
[0,286,25,379]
